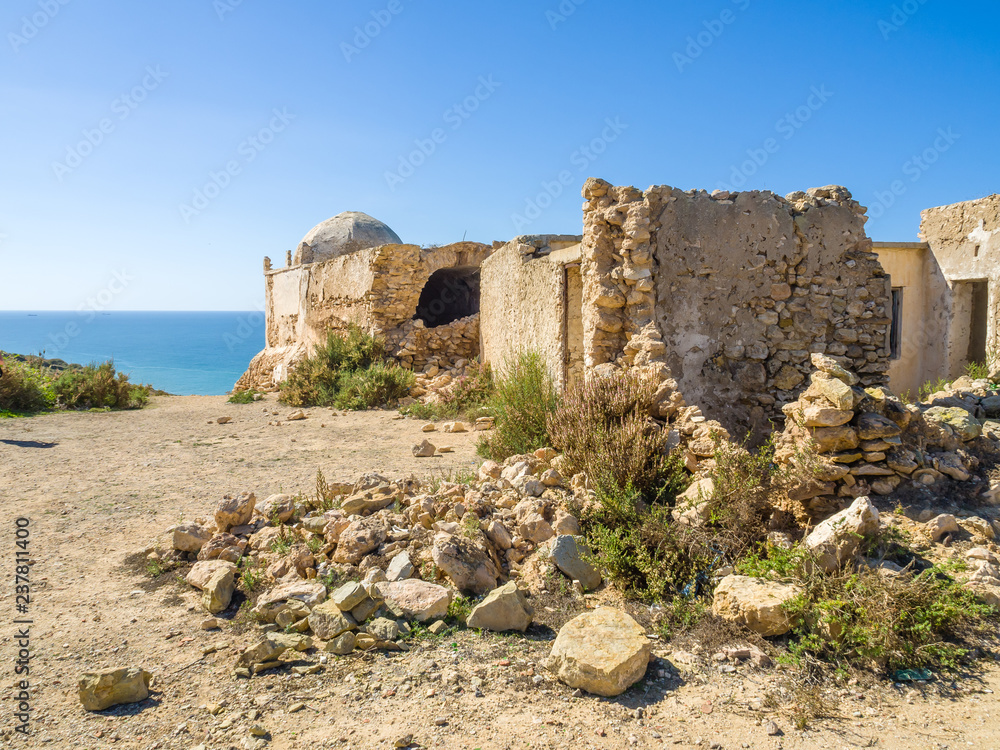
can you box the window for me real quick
[890,288,903,360]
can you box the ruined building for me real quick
[237,184,999,441]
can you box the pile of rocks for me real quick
[776,354,993,519]
[153,451,619,668]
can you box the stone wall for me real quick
[480,236,583,390]
[237,241,492,390]
[580,179,892,440]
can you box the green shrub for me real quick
[279,325,413,409]
[919,377,950,402]
[333,362,414,410]
[477,351,559,461]
[0,359,55,413]
[52,362,149,410]
[228,389,260,404]
[547,369,676,498]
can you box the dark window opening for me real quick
[968,280,989,364]
[890,288,903,360]
[975,244,981,257]
[414,266,481,328]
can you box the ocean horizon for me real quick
[0,311,265,396]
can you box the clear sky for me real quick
[1,0,997,311]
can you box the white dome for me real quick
[294,211,402,264]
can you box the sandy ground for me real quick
[1,394,1000,750]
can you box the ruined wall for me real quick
[920,194,1000,375]
[480,239,569,389]
[581,179,891,440]
[238,241,492,389]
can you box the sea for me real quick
[0,311,264,396]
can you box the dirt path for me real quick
[1,396,999,750]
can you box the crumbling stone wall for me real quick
[580,179,891,440]
[238,241,492,390]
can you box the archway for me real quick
[413,266,481,327]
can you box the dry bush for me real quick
[547,369,675,498]
[52,361,149,410]
[477,351,558,461]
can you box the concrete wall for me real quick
[921,194,1000,375]
[581,179,891,440]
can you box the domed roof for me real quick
[294,211,402,264]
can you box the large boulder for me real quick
[923,406,983,441]
[711,575,801,636]
[196,533,244,563]
[548,535,601,591]
[237,632,310,668]
[466,582,533,632]
[545,608,651,697]
[202,565,237,614]
[215,492,256,532]
[171,522,212,552]
[380,579,452,622]
[307,601,357,640]
[431,532,499,595]
[802,496,879,573]
[255,493,295,523]
[340,485,399,517]
[79,667,152,711]
[254,580,327,610]
[333,517,387,564]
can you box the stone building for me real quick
[237,184,998,442]
[236,211,491,390]
[874,194,1000,397]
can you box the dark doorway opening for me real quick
[968,280,989,364]
[889,288,903,360]
[414,267,481,328]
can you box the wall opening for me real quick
[414,266,481,327]
[968,280,989,364]
[890,287,903,360]
[564,264,584,389]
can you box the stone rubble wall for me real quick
[777,354,995,520]
[580,178,891,441]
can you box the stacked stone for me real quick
[777,354,989,519]
[391,314,480,373]
[581,178,668,371]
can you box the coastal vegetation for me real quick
[0,352,150,415]
[277,325,414,410]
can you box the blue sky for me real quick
[1,0,997,310]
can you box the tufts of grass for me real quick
[401,360,495,421]
[228,389,261,404]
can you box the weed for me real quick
[238,559,265,593]
[228,389,260,404]
[401,360,495,421]
[447,595,473,623]
[306,535,325,553]
[145,559,166,578]
[735,544,808,580]
[476,351,559,461]
[315,469,342,510]
[919,377,950,402]
[269,536,292,555]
